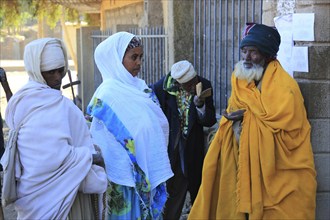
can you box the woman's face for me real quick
[122,46,143,77]
[41,67,65,90]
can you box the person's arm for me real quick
[195,79,217,127]
[222,109,245,144]
[0,67,13,102]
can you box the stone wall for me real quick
[264,1,330,219]
[101,2,144,31]
[100,0,165,32]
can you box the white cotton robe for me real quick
[2,38,107,219]
[90,32,174,189]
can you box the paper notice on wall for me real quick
[292,13,315,41]
[274,14,294,76]
[291,46,309,72]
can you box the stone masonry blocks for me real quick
[316,192,330,220]
[294,3,330,42]
[297,81,330,118]
[310,119,330,153]
[294,46,330,80]
[314,154,330,192]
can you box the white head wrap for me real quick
[24,38,68,85]
[94,31,147,91]
[40,40,65,72]
[171,60,197,84]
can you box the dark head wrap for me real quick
[125,36,143,53]
[240,23,281,58]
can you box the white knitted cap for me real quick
[170,60,196,84]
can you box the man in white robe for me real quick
[1,38,107,219]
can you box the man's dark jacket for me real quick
[152,75,216,201]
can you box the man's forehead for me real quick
[241,45,259,51]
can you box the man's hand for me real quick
[92,153,105,168]
[222,109,246,121]
[193,95,205,108]
[92,144,105,168]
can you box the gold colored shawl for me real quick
[189,60,317,219]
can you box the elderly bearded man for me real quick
[188,23,317,219]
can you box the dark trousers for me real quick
[163,155,188,220]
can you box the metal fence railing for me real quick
[193,0,263,113]
[91,0,262,114]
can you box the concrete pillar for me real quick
[172,0,194,63]
[76,26,100,113]
[162,0,174,68]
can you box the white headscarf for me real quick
[94,31,148,91]
[90,32,173,189]
[23,38,68,85]
[40,40,65,72]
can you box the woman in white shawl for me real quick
[87,32,173,219]
[1,38,107,219]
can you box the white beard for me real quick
[234,60,265,83]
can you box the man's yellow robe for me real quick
[189,60,317,219]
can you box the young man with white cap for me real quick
[1,38,107,219]
[152,60,216,220]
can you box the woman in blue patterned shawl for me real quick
[87,32,173,220]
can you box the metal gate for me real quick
[91,0,262,115]
[193,0,263,114]
[91,27,168,88]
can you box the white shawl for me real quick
[2,38,107,219]
[90,32,173,190]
